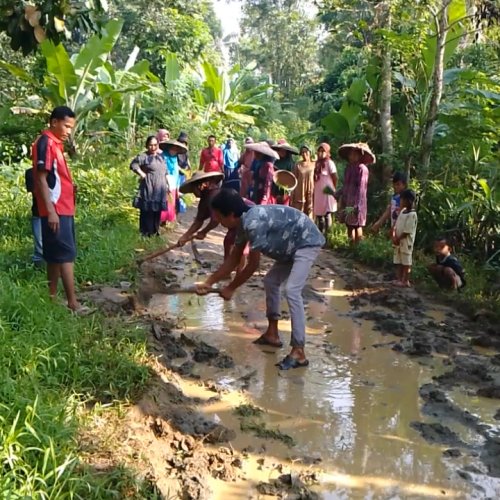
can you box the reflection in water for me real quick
[152,244,500,498]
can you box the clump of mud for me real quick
[151,416,242,499]
[256,471,320,499]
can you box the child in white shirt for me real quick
[392,189,418,287]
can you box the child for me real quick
[392,189,418,287]
[428,237,466,290]
[372,171,408,234]
[290,145,315,219]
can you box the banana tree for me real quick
[193,61,271,129]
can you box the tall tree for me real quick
[235,0,321,98]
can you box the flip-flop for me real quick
[253,335,283,348]
[275,355,309,370]
[70,305,96,317]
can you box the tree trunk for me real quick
[420,0,452,180]
[379,1,394,183]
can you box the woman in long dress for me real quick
[313,143,338,235]
[130,136,169,236]
[337,142,375,244]
[290,145,315,219]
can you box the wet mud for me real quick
[82,210,500,498]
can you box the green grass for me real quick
[0,159,167,498]
[326,223,500,320]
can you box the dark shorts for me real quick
[41,215,77,263]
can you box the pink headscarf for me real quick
[314,142,331,182]
[156,129,170,142]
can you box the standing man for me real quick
[197,189,325,370]
[199,135,223,173]
[33,106,86,313]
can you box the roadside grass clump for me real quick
[239,420,295,447]
[234,404,264,418]
[0,156,168,497]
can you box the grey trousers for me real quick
[263,246,321,347]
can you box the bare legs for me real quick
[347,225,363,244]
[48,262,79,310]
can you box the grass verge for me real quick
[326,223,500,321]
[0,159,168,498]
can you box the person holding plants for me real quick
[337,142,375,244]
[313,142,338,234]
[392,189,418,287]
[196,189,325,370]
[372,171,408,235]
[290,145,315,219]
[130,135,169,237]
[239,137,255,198]
[428,237,466,290]
[176,132,191,214]
[32,106,88,314]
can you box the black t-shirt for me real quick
[437,254,466,287]
[25,168,39,217]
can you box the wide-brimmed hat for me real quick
[338,143,376,165]
[246,141,280,160]
[271,141,299,155]
[179,171,223,194]
[273,170,298,192]
[159,139,188,154]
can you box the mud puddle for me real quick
[124,213,500,499]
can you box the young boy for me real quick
[392,189,418,287]
[196,189,325,370]
[33,106,88,313]
[372,171,408,234]
[428,237,466,290]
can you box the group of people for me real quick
[26,106,466,369]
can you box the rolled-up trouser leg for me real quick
[263,261,292,320]
[284,246,321,347]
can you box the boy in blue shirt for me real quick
[372,172,408,234]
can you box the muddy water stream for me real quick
[140,222,500,499]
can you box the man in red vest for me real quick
[199,134,223,173]
[32,106,87,313]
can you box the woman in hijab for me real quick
[313,142,338,235]
[291,145,315,219]
[130,135,169,236]
[156,128,170,143]
[239,137,255,198]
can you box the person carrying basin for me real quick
[196,189,325,371]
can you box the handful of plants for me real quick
[323,186,335,196]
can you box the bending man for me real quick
[197,189,325,370]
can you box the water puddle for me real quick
[141,227,500,499]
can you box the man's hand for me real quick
[48,211,60,233]
[177,235,191,247]
[219,286,235,301]
[195,232,207,240]
[196,281,212,295]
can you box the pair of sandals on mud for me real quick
[253,335,309,370]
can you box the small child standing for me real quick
[428,237,466,290]
[392,189,418,287]
[372,171,408,235]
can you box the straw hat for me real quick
[273,170,298,192]
[271,141,299,155]
[179,171,223,194]
[159,139,188,154]
[338,143,376,165]
[245,141,280,160]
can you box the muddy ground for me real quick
[81,209,500,499]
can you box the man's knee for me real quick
[284,282,302,303]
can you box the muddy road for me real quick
[86,210,500,499]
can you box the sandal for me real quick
[275,355,309,370]
[70,304,96,316]
[253,335,283,348]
